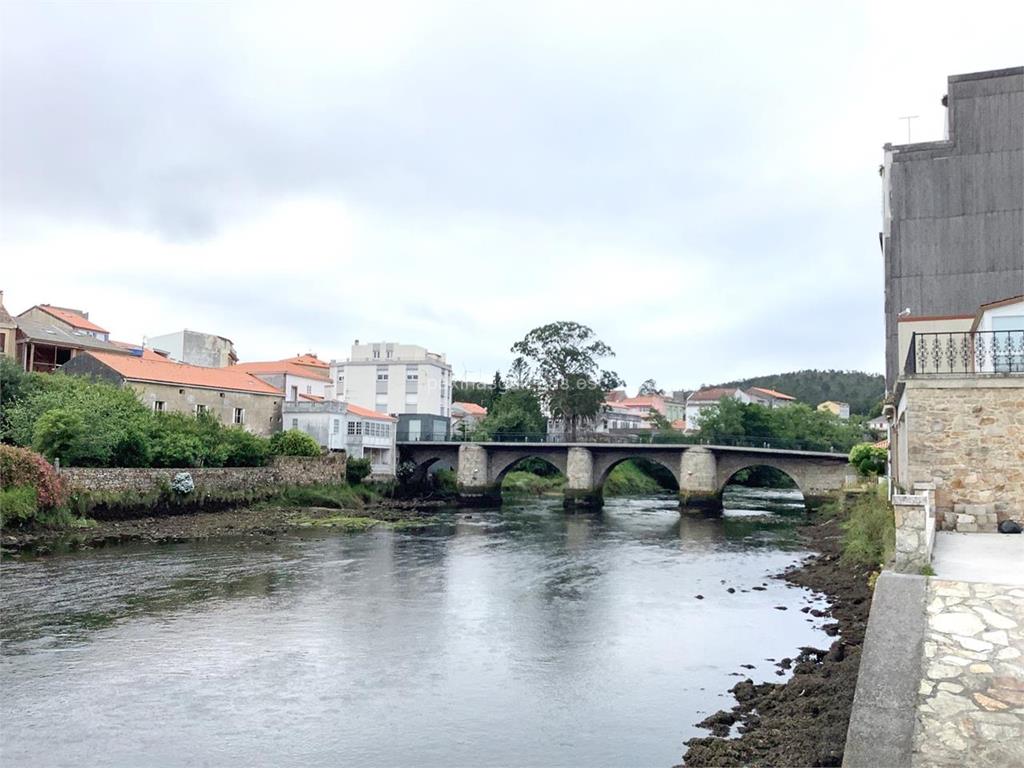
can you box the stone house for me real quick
[62,350,284,436]
[13,305,129,373]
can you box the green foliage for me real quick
[220,428,271,467]
[0,485,39,525]
[32,407,87,464]
[501,471,565,495]
[269,429,322,457]
[638,378,664,396]
[273,483,377,510]
[432,468,457,493]
[849,443,887,477]
[452,370,507,410]
[716,369,884,416]
[696,398,868,452]
[298,514,380,531]
[474,388,546,440]
[605,460,663,496]
[840,487,895,567]
[0,356,31,416]
[729,465,797,488]
[0,444,68,509]
[346,457,372,484]
[510,321,623,440]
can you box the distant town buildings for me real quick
[684,387,753,432]
[13,303,129,372]
[283,400,396,475]
[147,329,238,368]
[746,387,796,409]
[817,400,851,420]
[235,359,330,402]
[450,402,487,436]
[881,66,1023,389]
[330,341,453,442]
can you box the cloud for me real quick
[2,0,1021,388]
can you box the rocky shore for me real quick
[680,512,874,767]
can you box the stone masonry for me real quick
[914,579,1024,767]
[894,491,936,573]
[895,378,1024,527]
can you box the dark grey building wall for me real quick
[883,67,1024,388]
[62,353,127,385]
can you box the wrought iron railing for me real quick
[398,431,844,452]
[905,330,1024,375]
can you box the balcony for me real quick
[905,330,1024,376]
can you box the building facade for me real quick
[63,351,283,436]
[282,401,397,476]
[330,341,452,441]
[450,401,487,437]
[746,387,796,409]
[684,387,752,432]
[0,292,17,361]
[881,67,1023,389]
[235,361,330,403]
[13,304,128,373]
[817,400,851,420]
[147,329,238,368]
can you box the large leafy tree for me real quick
[510,322,623,441]
[474,389,546,440]
[638,378,664,396]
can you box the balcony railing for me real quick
[905,330,1024,376]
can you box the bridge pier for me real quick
[456,444,500,506]
[679,447,722,512]
[564,447,602,511]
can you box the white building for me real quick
[282,401,397,476]
[817,400,851,420]
[684,387,752,432]
[745,386,797,409]
[235,360,330,403]
[147,329,238,367]
[330,341,452,441]
[450,401,487,436]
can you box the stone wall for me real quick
[60,454,346,497]
[894,378,1024,527]
[893,490,936,573]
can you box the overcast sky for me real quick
[2,1,1021,390]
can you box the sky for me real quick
[1,1,1022,391]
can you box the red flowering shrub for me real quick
[0,444,68,509]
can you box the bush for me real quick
[269,429,322,457]
[346,457,372,484]
[33,407,87,464]
[221,428,271,467]
[432,467,457,493]
[0,486,39,525]
[841,487,895,567]
[150,431,205,468]
[849,443,887,477]
[111,426,153,468]
[0,445,68,509]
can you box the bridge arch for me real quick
[489,451,568,486]
[592,454,681,494]
[715,457,808,498]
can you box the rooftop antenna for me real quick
[898,115,919,143]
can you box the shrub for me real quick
[432,467,457,493]
[0,444,68,509]
[841,487,895,567]
[849,443,887,477]
[346,457,372,484]
[111,426,153,468]
[150,431,205,468]
[221,428,271,467]
[0,486,39,525]
[269,429,322,457]
[33,407,87,464]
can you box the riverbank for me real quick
[680,511,874,767]
[0,498,453,556]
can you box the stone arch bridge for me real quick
[398,441,854,510]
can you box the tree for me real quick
[510,321,623,441]
[488,370,506,408]
[849,443,887,476]
[638,378,664,396]
[32,408,87,465]
[475,388,546,440]
[269,429,322,457]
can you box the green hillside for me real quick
[717,369,884,416]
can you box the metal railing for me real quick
[398,431,845,453]
[906,330,1024,376]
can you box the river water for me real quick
[1,488,830,768]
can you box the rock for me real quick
[973,692,1009,711]
[974,606,1017,630]
[969,663,994,674]
[982,630,1010,646]
[931,611,986,636]
[926,663,962,680]
[996,647,1021,660]
[997,519,1022,534]
[954,635,994,653]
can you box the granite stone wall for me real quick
[60,454,346,495]
[897,378,1024,526]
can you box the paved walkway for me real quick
[914,578,1024,767]
[932,532,1024,585]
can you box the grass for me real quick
[268,483,379,510]
[838,484,895,568]
[501,471,565,496]
[604,460,664,496]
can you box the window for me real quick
[333,419,340,435]
[195,404,208,416]
[153,401,165,413]
[406,365,419,381]
[347,421,356,435]
[306,384,312,394]
[376,366,389,381]
[356,422,363,435]
[233,408,245,425]
[405,392,418,406]
[375,392,388,412]
[386,344,394,359]
[291,418,299,429]
[0,333,4,353]
[290,385,298,401]
[372,345,381,359]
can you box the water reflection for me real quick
[1,490,829,768]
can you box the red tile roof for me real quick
[85,351,281,395]
[747,386,796,401]
[619,395,664,408]
[671,419,687,430]
[235,361,331,382]
[282,354,329,369]
[687,387,741,402]
[347,403,397,421]
[36,305,108,333]
[453,401,488,416]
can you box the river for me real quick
[0,488,831,767]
